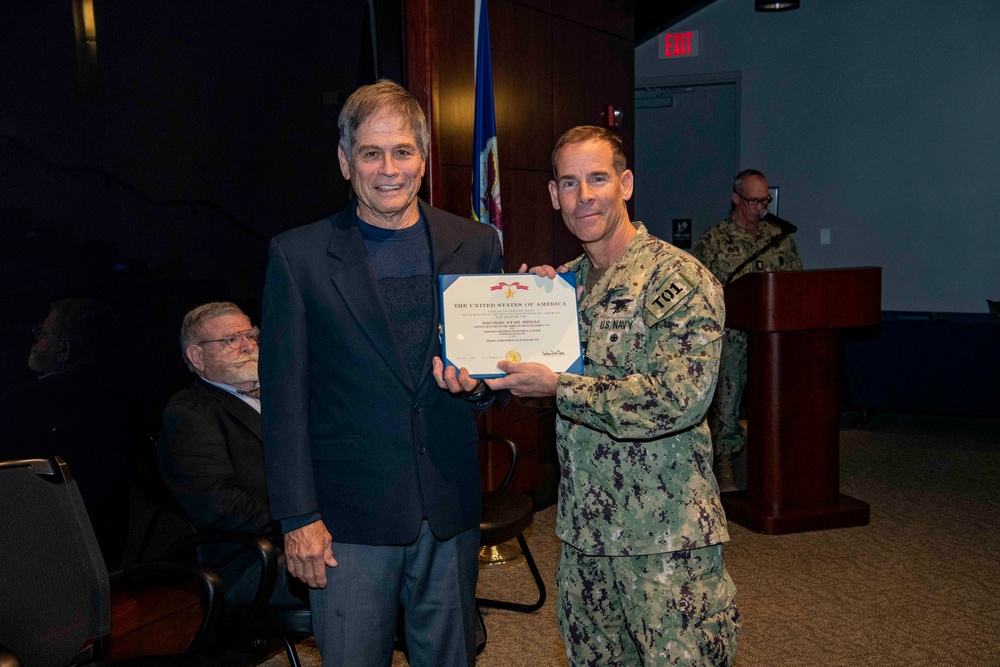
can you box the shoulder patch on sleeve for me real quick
[645,268,696,320]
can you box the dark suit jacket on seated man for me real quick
[157,301,306,606]
[259,80,502,667]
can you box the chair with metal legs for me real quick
[476,434,546,613]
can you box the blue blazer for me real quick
[260,200,503,545]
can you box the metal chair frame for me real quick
[476,434,546,613]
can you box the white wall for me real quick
[636,0,1000,313]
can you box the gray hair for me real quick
[733,169,766,196]
[179,302,246,372]
[338,79,431,161]
[731,169,767,214]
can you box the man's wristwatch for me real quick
[464,380,489,401]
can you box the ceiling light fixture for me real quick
[755,0,800,11]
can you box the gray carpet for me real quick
[260,411,1000,666]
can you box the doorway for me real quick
[633,75,740,250]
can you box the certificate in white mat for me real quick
[439,273,583,379]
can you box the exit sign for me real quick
[659,30,700,59]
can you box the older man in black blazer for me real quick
[260,80,502,667]
[157,301,306,606]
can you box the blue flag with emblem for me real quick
[472,0,503,248]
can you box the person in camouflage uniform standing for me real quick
[487,126,739,666]
[692,169,802,492]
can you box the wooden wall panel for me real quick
[508,0,551,14]
[434,0,552,172]
[433,0,474,169]
[438,164,472,219]
[549,0,634,40]
[552,208,584,266]
[490,1,552,172]
[495,170,554,271]
[441,165,555,273]
[551,21,635,163]
[408,0,634,501]
[405,0,443,206]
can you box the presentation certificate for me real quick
[439,273,583,378]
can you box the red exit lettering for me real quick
[664,32,692,58]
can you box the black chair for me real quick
[476,434,546,613]
[0,457,223,667]
[167,531,421,665]
[164,531,312,667]
[131,435,190,564]
[139,430,415,665]
[140,435,409,665]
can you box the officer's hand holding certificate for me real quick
[439,273,583,379]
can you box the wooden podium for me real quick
[720,267,881,534]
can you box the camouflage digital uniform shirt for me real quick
[555,223,729,556]
[692,217,804,458]
[691,217,802,285]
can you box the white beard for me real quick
[205,354,259,386]
[226,360,259,385]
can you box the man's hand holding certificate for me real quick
[439,273,582,379]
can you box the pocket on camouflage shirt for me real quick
[586,329,643,372]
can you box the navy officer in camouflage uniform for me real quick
[692,170,802,491]
[487,126,739,666]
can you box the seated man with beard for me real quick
[157,301,306,605]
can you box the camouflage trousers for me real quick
[557,542,740,666]
[708,328,747,459]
